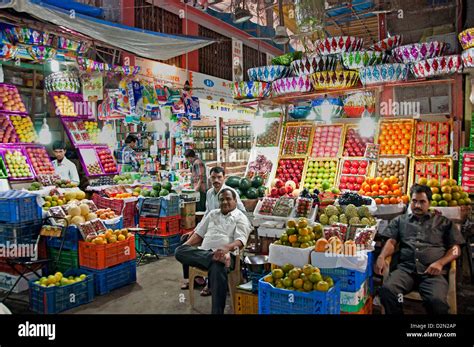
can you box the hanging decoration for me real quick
[3,27,54,46]
[0,43,18,61]
[56,36,90,54]
[182,91,201,120]
[77,56,113,73]
[27,45,57,62]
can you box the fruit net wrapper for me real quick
[272,197,294,217]
[354,226,377,251]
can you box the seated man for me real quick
[375,184,464,314]
[175,188,252,314]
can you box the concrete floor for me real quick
[4,256,231,315]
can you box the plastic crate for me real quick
[80,260,136,295]
[139,233,180,247]
[102,217,123,231]
[342,296,373,315]
[140,196,180,217]
[92,193,124,215]
[78,235,136,270]
[46,226,82,251]
[29,269,95,314]
[0,190,42,223]
[258,277,341,314]
[248,271,269,293]
[0,220,42,246]
[47,248,79,274]
[235,290,259,314]
[319,252,373,292]
[138,216,180,236]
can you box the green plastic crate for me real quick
[48,247,79,273]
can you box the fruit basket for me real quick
[247,65,290,82]
[291,55,339,76]
[413,120,451,156]
[359,63,408,86]
[62,118,92,145]
[337,159,373,192]
[342,125,376,157]
[409,157,453,189]
[375,157,409,194]
[0,84,27,114]
[378,119,414,156]
[9,114,37,143]
[459,28,474,50]
[77,146,105,177]
[309,70,359,90]
[411,55,462,79]
[280,123,313,158]
[24,145,55,177]
[392,41,446,64]
[341,50,386,70]
[0,146,35,180]
[95,146,119,175]
[272,75,313,96]
[370,35,402,52]
[232,81,271,100]
[313,36,364,55]
[310,124,345,158]
[301,159,339,192]
[342,91,375,118]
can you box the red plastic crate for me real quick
[92,193,124,215]
[78,235,136,270]
[139,216,180,236]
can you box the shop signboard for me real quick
[232,39,244,82]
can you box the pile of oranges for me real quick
[358,176,410,204]
[378,122,413,155]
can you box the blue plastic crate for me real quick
[0,190,42,223]
[159,196,180,217]
[248,271,269,293]
[319,252,373,292]
[80,260,136,295]
[140,242,179,256]
[29,269,95,314]
[103,217,123,231]
[140,196,180,217]
[141,233,181,247]
[258,277,341,314]
[46,226,82,251]
[0,220,42,246]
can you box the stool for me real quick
[189,254,241,313]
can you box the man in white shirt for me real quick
[175,188,252,314]
[205,166,246,215]
[51,141,80,185]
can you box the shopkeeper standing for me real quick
[185,149,207,212]
[120,134,140,172]
[52,141,80,184]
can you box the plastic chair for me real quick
[188,254,241,313]
[382,256,457,314]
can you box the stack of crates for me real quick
[138,195,181,256]
[46,226,82,274]
[78,233,137,296]
[0,191,43,294]
[318,252,374,314]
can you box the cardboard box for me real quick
[181,216,196,230]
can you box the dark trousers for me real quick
[196,192,206,212]
[379,268,449,314]
[175,244,232,314]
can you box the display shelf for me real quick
[309,124,346,159]
[409,157,454,189]
[378,119,414,157]
[300,158,341,191]
[279,122,314,158]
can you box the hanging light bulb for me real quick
[50,59,60,73]
[359,106,376,138]
[38,118,52,145]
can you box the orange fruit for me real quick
[375,177,383,185]
[401,195,409,204]
[404,133,411,140]
[371,184,379,191]
[382,197,390,204]
[393,189,402,196]
[379,190,387,195]
[390,176,398,184]
[401,149,409,154]
[375,198,382,205]
[387,190,393,195]
[392,183,400,190]
[389,197,398,204]
[381,184,389,192]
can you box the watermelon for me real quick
[142,190,151,197]
[251,176,264,188]
[150,190,160,197]
[245,187,258,199]
[257,186,266,197]
[225,176,241,188]
[235,188,243,198]
[159,189,170,197]
[239,178,252,191]
[162,182,172,191]
[152,183,162,191]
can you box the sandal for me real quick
[200,286,211,296]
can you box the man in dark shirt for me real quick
[375,184,464,314]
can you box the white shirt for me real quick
[195,208,252,251]
[52,158,80,184]
[205,184,246,216]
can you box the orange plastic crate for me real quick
[342,296,373,315]
[78,235,136,270]
[139,216,180,236]
[234,290,259,314]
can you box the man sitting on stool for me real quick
[175,188,252,314]
[375,184,464,314]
